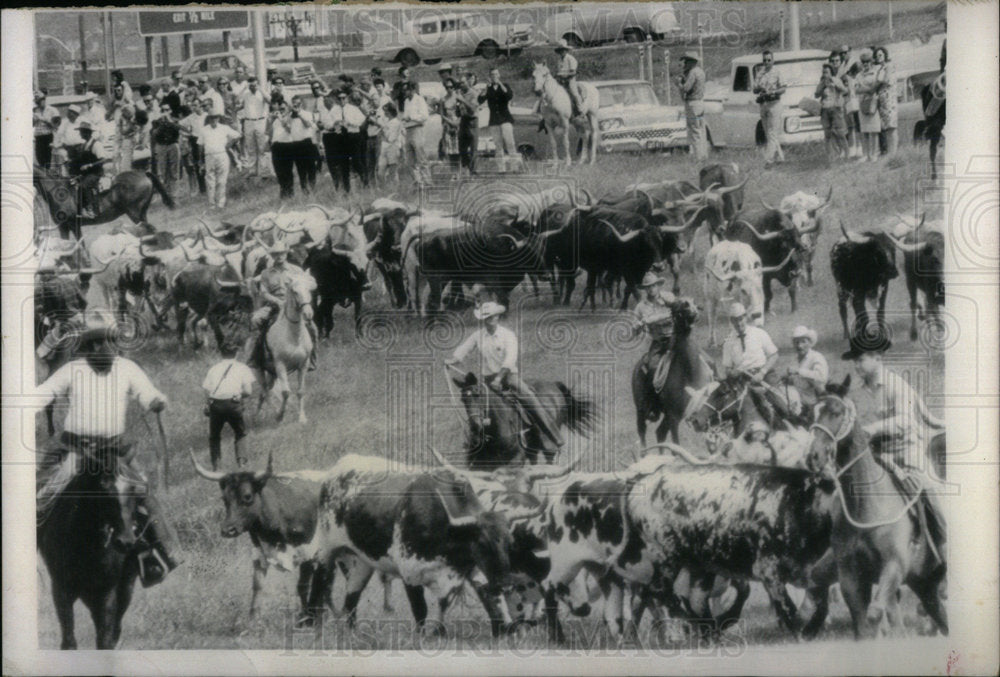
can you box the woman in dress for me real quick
[853,48,883,163]
[440,78,461,168]
[873,45,898,157]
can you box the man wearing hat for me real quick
[446,302,565,449]
[720,301,790,425]
[788,325,828,399]
[34,89,60,169]
[68,121,109,219]
[246,240,318,372]
[841,330,947,558]
[632,273,677,394]
[35,317,183,586]
[53,104,85,173]
[676,52,707,161]
[197,108,241,210]
[554,39,583,115]
[753,50,787,166]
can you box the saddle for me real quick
[873,451,946,566]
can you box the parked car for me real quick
[540,2,683,47]
[510,79,690,159]
[148,51,321,98]
[352,11,534,67]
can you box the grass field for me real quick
[36,135,945,650]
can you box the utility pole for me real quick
[269,9,313,62]
[251,9,266,86]
[109,13,116,68]
[102,12,112,96]
[779,9,785,50]
[78,14,88,83]
[888,2,894,40]
[789,3,801,51]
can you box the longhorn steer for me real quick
[703,240,788,345]
[887,215,945,341]
[314,454,528,636]
[725,210,807,314]
[189,452,394,625]
[171,263,251,349]
[761,187,833,286]
[829,223,898,338]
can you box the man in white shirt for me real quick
[198,76,225,123]
[446,302,565,448]
[53,105,85,174]
[400,82,429,183]
[238,76,270,177]
[230,65,249,100]
[111,70,134,104]
[316,88,348,191]
[788,325,829,398]
[35,320,182,586]
[720,302,788,426]
[288,95,317,193]
[202,345,256,469]
[198,112,242,209]
[343,90,368,189]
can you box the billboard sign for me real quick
[138,10,249,36]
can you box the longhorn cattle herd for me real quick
[33,160,948,649]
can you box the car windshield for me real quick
[597,84,659,108]
[753,59,827,87]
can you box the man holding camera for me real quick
[753,50,787,167]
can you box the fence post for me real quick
[638,43,645,81]
[663,49,671,106]
[645,36,654,84]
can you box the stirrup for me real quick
[138,548,169,588]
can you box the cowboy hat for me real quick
[77,121,93,132]
[34,90,46,100]
[682,51,700,62]
[437,62,454,72]
[841,329,891,360]
[638,272,665,288]
[269,240,290,255]
[67,104,82,114]
[474,301,506,320]
[728,301,747,319]
[554,39,573,51]
[792,325,818,344]
[76,315,116,347]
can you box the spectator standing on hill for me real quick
[676,51,708,161]
[132,109,152,172]
[392,66,413,115]
[115,105,139,173]
[152,103,182,203]
[379,102,403,185]
[268,99,297,200]
[288,95,317,195]
[34,90,60,169]
[853,48,883,162]
[456,77,480,176]
[344,90,369,188]
[317,88,349,192]
[873,46,898,158]
[199,111,241,210]
[180,99,208,195]
[238,76,271,178]
[815,62,849,162]
[754,50,786,167]
[479,68,516,160]
[401,82,430,184]
[111,70,133,105]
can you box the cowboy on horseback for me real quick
[720,301,795,427]
[35,316,183,587]
[446,301,565,449]
[246,240,318,373]
[632,273,676,398]
[554,39,584,117]
[68,121,109,220]
[788,325,829,399]
[841,331,947,561]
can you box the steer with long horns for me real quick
[724,207,810,314]
[886,212,945,342]
[760,186,833,286]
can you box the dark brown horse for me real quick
[631,298,712,444]
[450,371,597,469]
[37,446,145,649]
[33,165,175,240]
[805,378,948,639]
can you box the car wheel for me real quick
[517,144,537,161]
[478,41,500,59]
[398,49,420,68]
[424,58,442,66]
[624,28,646,43]
[563,34,584,49]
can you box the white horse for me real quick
[256,273,316,424]
[531,63,600,166]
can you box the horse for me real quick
[805,377,948,639]
[37,445,144,649]
[254,273,317,424]
[449,371,597,469]
[531,63,601,166]
[33,165,175,241]
[630,298,713,445]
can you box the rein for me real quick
[811,395,921,530]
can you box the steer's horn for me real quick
[696,182,721,199]
[887,234,927,253]
[305,203,332,220]
[599,219,642,243]
[213,274,242,289]
[362,212,383,225]
[659,206,704,233]
[896,211,927,229]
[707,265,735,282]
[498,233,528,249]
[435,489,478,527]
[714,177,749,196]
[816,185,834,212]
[760,196,779,211]
[760,248,797,274]
[190,450,226,482]
[254,452,274,481]
[735,219,783,241]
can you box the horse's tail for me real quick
[145,171,176,210]
[556,382,598,436]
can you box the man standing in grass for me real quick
[676,52,708,161]
[754,50,786,167]
[202,344,256,470]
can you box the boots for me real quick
[136,495,183,587]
